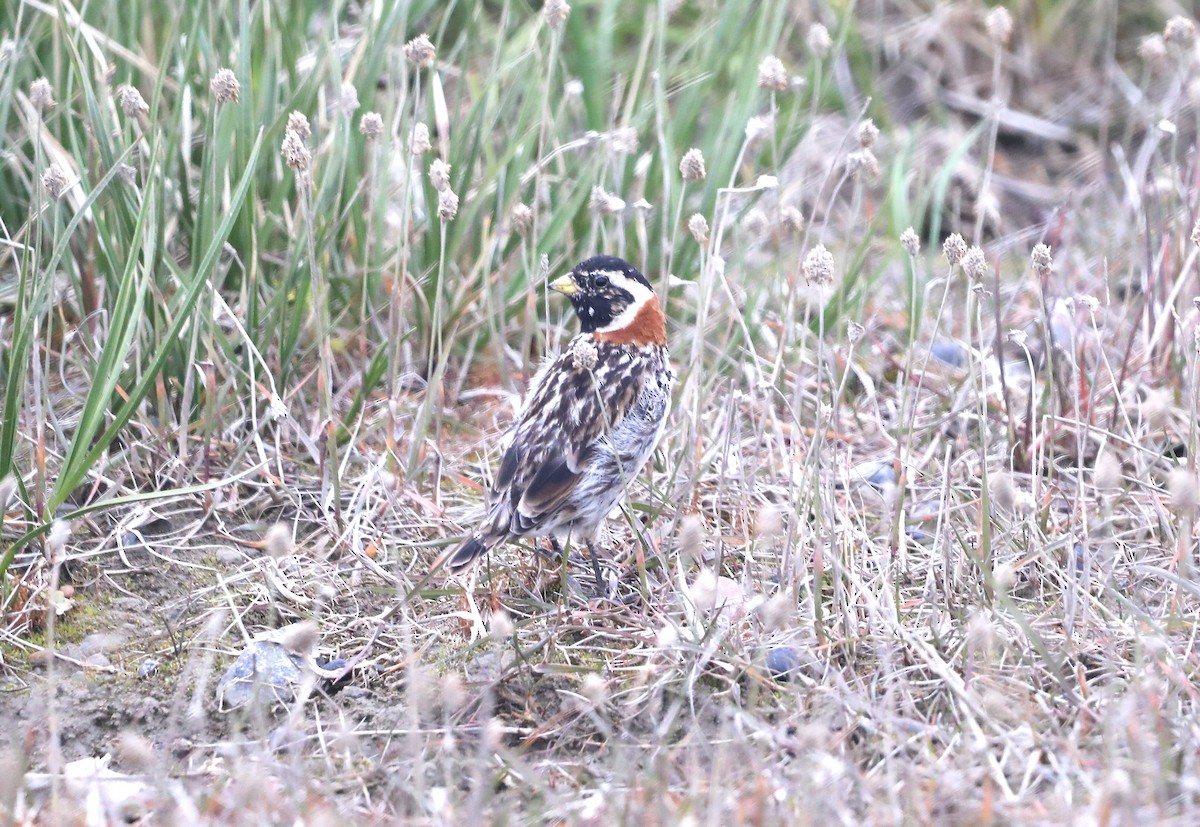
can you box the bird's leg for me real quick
[586,541,607,596]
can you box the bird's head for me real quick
[549,255,666,345]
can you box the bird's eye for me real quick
[594,274,610,287]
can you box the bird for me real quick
[447,255,674,590]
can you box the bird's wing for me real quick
[493,342,642,533]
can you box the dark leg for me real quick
[586,541,606,593]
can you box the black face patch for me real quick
[565,256,650,332]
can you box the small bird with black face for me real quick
[447,255,674,590]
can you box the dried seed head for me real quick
[744,113,773,144]
[802,243,835,285]
[286,111,311,141]
[489,611,514,640]
[511,202,533,235]
[277,620,319,657]
[679,147,706,182]
[807,23,832,59]
[47,520,71,554]
[116,163,137,186]
[687,213,709,244]
[780,205,805,235]
[846,320,865,344]
[264,523,293,558]
[1164,16,1197,51]
[404,33,436,68]
[678,513,705,564]
[571,338,599,370]
[359,111,383,139]
[564,78,584,98]
[988,470,1017,512]
[609,127,638,155]
[590,186,625,216]
[757,55,788,91]
[985,6,1013,46]
[281,129,311,171]
[42,164,70,200]
[1031,243,1053,278]
[1191,218,1200,249]
[1140,34,1169,68]
[30,77,55,112]
[962,246,988,281]
[942,233,967,266]
[966,611,997,659]
[437,187,459,221]
[428,158,451,191]
[1168,469,1200,514]
[544,0,571,29]
[741,206,769,240]
[856,118,879,149]
[579,673,608,708]
[1093,451,1122,491]
[846,148,879,179]
[900,227,920,256]
[210,68,240,104]
[410,122,431,155]
[440,673,467,711]
[117,84,148,119]
[339,82,359,116]
[1142,388,1174,431]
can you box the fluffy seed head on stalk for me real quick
[511,202,533,235]
[404,33,436,68]
[680,147,706,182]
[757,55,788,91]
[281,129,311,170]
[857,119,879,149]
[687,213,709,244]
[942,233,967,266]
[1169,470,1200,514]
[780,205,805,236]
[359,111,383,139]
[590,186,625,216]
[1164,16,1197,51]
[985,7,1013,46]
[410,122,431,155]
[741,207,769,240]
[544,0,571,29]
[900,227,920,256]
[264,523,293,558]
[1031,243,1053,278]
[846,148,879,178]
[30,77,55,112]
[286,111,311,141]
[117,84,148,118]
[42,164,70,200]
[962,246,988,281]
[339,82,359,116]
[1140,34,1168,68]
[437,187,459,221]
[1093,451,1122,491]
[429,158,451,191]
[807,24,832,58]
[803,243,835,285]
[210,68,239,104]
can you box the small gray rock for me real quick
[766,647,802,682]
[216,640,305,711]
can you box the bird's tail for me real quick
[444,531,499,574]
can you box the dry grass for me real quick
[4,0,1200,823]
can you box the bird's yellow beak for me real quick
[549,275,578,296]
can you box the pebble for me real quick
[766,647,802,682]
